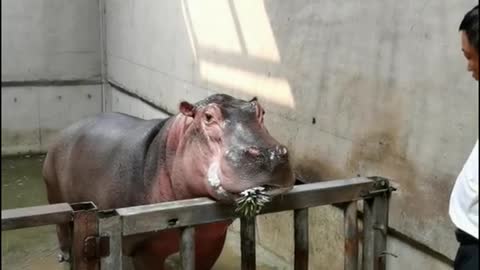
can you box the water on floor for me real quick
[1,155,283,270]
[2,155,65,270]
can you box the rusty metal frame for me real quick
[71,202,100,270]
[1,177,394,270]
[2,201,100,270]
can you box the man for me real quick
[449,5,479,270]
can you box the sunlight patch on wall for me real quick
[232,0,281,62]
[185,0,242,55]
[180,0,197,60]
[199,60,295,108]
[182,0,293,108]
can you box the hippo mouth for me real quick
[207,162,293,201]
[259,184,292,196]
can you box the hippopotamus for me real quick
[42,94,295,270]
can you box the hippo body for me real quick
[44,113,167,208]
[43,94,295,270]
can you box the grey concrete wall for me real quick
[1,0,101,81]
[103,0,479,268]
[1,0,103,155]
[1,85,102,154]
[107,85,169,120]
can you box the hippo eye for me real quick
[205,113,213,123]
[262,110,265,115]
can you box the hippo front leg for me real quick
[194,233,227,270]
[55,224,72,263]
[43,166,72,264]
[193,221,230,270]
[132,252,167,270]
[130,230,181,270]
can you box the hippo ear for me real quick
[249,96,258,103]
[179,101,195,117]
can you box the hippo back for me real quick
[43,112,169,209]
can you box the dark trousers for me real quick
[454,229,479,270]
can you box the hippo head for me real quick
[178,94,295,201]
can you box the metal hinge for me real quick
[361,176,397,198]
[379,251,398,258]
[373,223,387,236]
[83,235,110,260]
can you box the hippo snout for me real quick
[218,144,294,197]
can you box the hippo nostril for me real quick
[278,146,288,157]
[272,145,288,159]
[246,147,261,157]
[266,145,289,164]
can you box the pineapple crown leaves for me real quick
[235,187,272,218]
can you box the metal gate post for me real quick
[362,198,375,270]
[98,210,123,270]
[294,208,309,270]
[344,201,359,270]
[241,216,256,270]
[372,193,389,270]
[180,226,196,270]
[71,202,99,270]
[362,178,392,270]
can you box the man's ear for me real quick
[179,101,195,117]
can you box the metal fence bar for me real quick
[117,198,230,237]
[241,217,256,270]
[180,226,196,270]
[117,178,376,236]
[99,211,123,270]
[1,203,72,230]
[372,194,389,270]
[344,201,359,270]
[0,178,393,270]
[294,208,309,270]
[362,198,375,270]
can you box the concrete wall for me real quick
[107,85,169,120]
[1,85,102,154]
[1,0,102,155]
[104,0,478,268]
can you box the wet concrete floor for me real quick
[1,155,282,270]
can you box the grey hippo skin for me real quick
[43,94,295,270]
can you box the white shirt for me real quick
[449,140,479,239]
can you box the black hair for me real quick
[459,5,479,52]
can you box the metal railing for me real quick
[1,176,394,270]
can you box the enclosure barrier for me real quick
[2,177,394,270]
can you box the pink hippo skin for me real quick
[42,94,295,270]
